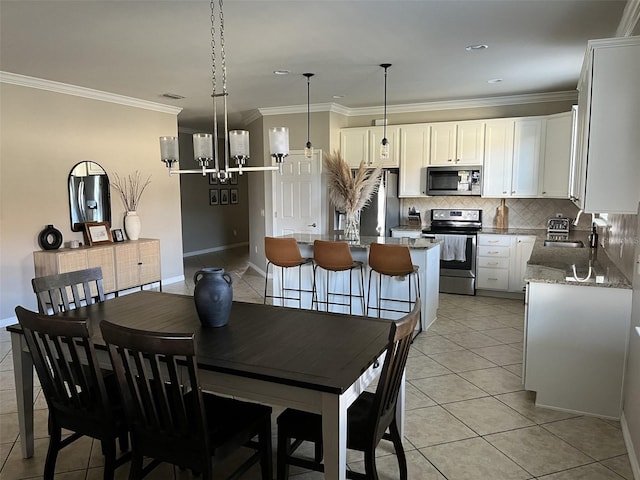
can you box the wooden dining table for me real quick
[9,290,399,480]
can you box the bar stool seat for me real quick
[264,237,313,308]
[312,240,365,315]
[367,243,421,327]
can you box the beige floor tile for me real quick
[410,335,466,355]
[405,355,452,380]
[0,371,15,392]
[404,382,437,410]
[599,454,634,480]
[0,441,13,470]
[494,391,579,424]
[483,327,524,344]
[458,367,523,395]
[0,354,15,373]
[348,450,446,480]
[457,316,509,331]
[542,416,627,461]
[471,344,523,366]
[403,405,477,448]
[0,414,18,445]
[502,364,523,377]
[411,374,488,404]
[420,437,531,480]
[441,331,504,349]
[536,462,626,479]
[485,426,592,477]
[427,319,469,335]
[443,396,533,435]
[428,349,496,373]
[0,390,16,415]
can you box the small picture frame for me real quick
[112,228,125,242]
[209,189,219,206]
[220,189,229,205]
[209,173,218,185]
[84,222,113,246]
[230,188,239,205]
[230,174,238,185]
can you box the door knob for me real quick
[308,223,317,227]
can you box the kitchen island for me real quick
[272,234,441,332]
[523,239,632,419]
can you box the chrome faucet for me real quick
[572,209,583,226]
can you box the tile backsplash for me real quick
[401,197,593,230]
[601,212,639,283]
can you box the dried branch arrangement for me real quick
[111,171,151,212]
[324,151,381,215]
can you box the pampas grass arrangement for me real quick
[111,171,151,212]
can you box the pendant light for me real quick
[379,63,392,160]
[159,0,289,177]
[303,73,315,158]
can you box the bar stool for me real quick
[311,240,365,315]
[264,237,313,308]
[367,243,421,322]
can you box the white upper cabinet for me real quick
[482,119,515,197]
[512,118,543,197]
[430,121,485,165]
[398,124,430,197]
[540,111,572,198]
[340,126,399,168]
[573,36,640,214]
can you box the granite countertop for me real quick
[281,233,441,250]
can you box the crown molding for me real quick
[616,0,640,37]
[257,102,351,117]
[0,71,183,115]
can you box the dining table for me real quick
[8,290,400,480]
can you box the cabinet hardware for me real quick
[307,223,317,227]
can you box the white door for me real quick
[272,149,322,236]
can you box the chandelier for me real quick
[159,0,289,179]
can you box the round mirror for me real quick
[68,161,111,232]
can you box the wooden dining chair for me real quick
[100,320,273,480]
[14,306,130,480]
[276,298,421,480]
[32,266,106,314]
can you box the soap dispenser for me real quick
[588,223,599,249]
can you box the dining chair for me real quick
[264,236,314,308]
[276,298,421,480]
[100,320,273,480]
[32,266,106,314]
[14,306,130,480]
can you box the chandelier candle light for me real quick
[159,0,289,178]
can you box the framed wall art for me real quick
[84,222,113,246]
[230,188,239,204]
[209,189,219,206]
[209,173,218,185]
[230,173,238,185]
[220,189,229,205]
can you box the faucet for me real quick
[572,209,583,226]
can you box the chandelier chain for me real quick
[219,0,227,92]
[210,0,216,95]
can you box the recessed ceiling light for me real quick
[161,93,185,100]
[332,94,345,99]
[487,78,503,84]
[273,70,290,75]
[465,44,488,51]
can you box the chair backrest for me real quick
[32,267,105,314]
[370,298,421,444]
[14,306,112,433]
[265,237,304,267]
[100,320,209,465]
[313,240,354,271]
[368,243,414,276]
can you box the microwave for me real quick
[426,166,482,196]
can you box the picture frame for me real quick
[230,188,239,205]
[209,189,219,206]
[84,222,113,246]
[208,173,218,185]
[112,228,125,242]
[220,189,229,205]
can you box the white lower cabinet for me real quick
[477,234,535,292]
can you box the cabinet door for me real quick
[86,246,116,294]
[369,126,400,167]
[512,118,542,197]
[429,123,457,165]
[399,125,430,197]
[138,240,161,286]
[57,251,89,273]
[541,112,572,198]
[511,236,535,292]
[115,243,140,290]
[456,121,485,165]
[340,128,369,168]
[482,120,514,197]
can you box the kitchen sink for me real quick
[543,240,585,248]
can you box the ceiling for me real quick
[0,0,636,130]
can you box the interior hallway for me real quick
[0,246,634,479]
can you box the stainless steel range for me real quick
[422,209,482,296]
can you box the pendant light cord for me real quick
[303,73,314,150]
[380,64,391,143]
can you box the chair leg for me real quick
[364,448,380,480]
[276,431,290,480]
[102,439,117,480]
[128,451,144,480]
[259,417,273,480]
[389,419,408,480]
[43,424,62,480]
[118,431,129,452]
[264,262,271,305]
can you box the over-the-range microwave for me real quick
[426,166,482,196]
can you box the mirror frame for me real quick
[68,161,112,232]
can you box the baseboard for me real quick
[476,289,525,301]
[621,411,640,480]
[183,242,249,258]
[248,262,266,277]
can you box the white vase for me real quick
[124,211,141,240]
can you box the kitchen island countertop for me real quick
[281,233,441,250]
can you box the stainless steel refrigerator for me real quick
[359,170,400,237]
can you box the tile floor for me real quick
[0,245,634,479]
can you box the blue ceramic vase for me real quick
[193,268,233,327]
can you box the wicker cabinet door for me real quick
[57,250,89,274]
[138,240,161,286]
[87,246,116,294]
[115,242,140,290]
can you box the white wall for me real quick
[0,82,184,323]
